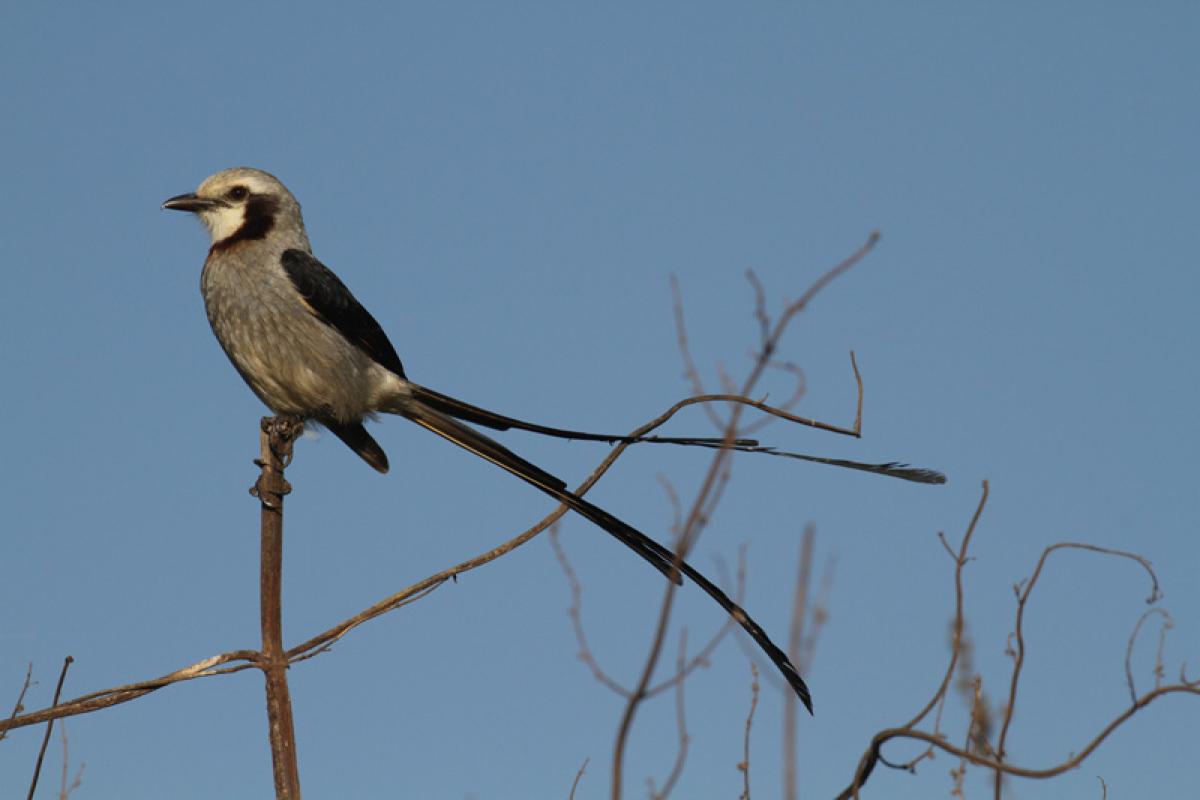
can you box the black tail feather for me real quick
[410,383,944,485]
[390,399,814,711]
[325,420,390,473]
[409,383,759,448]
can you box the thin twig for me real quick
[549,526,739,699]
[837,489,1198,800]
[747,270,771,353]
[674,272,859,440]
[27,656,72,800]
[649,631,692,800]
[800,553,835,676]
[738,663,760,800]
[837,680,1199,799]
[842,482,990,797]
[1125,608,1173,704]
[549,525,632,697]
[783,526,815,800]
[657,474,683,539]
[568,758,590,800]
[57,717,83,800]
[993,542,1161,799]
[847,484,990,793]
[2,663,34,743]
[614,233,879,799]
[671,275,725,430]
[58,719,69,799]
[904,486,989,731]
[612,421,744,796]
[1152,613,1172,691]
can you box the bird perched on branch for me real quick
[164,167,816,707]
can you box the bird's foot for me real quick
[249,416,303,507]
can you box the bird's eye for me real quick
[227,186,249,201]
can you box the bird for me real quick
[163,167,814,711]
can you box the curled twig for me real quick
[1124,608,1173,705]
[838,486,1198,799]
[840,679,1199,799]
[994,542,1162,787]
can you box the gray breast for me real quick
[200,247,383,421]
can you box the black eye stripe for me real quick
[210,194,279,252]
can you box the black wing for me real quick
[280,249,407,378]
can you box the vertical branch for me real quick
[783,526,815,800]
[26,656,72,800]
[254,417,303,799]
[738,663,760,800]
[2,663,34,744]
[613,235,878,799]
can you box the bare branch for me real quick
[784,526,815,800]
[837,485,1198,799]
[3,389,794,735]
[738,663,760,800]
[0,652,259,733]
[737,358,806,437]
[905,484,990,731]
[254,417,303,799]
[1,663,34,743]
[1125,608,1173,704]
[671,275,724,430]
[838,483,988,796]
[746,269,770,354]
[648,631,692,800]
[550,524,741,700]
[57,718,83,800]
[994,542,1162,797]
[568,758,590,800]
[614,233,880,799]
[549,524,633,697]
[27,655,72,800]
[839,680,1199,799]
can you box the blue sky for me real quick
[2,3,1196,798]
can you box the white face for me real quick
[192,170,285,243]
[197,198,246,242]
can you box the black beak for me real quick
[162,193,220,213]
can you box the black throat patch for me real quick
[211,195,280,253]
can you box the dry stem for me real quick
[612,231,881,799]
[0,390,852,737]
[837,483,1198,799]
[254,417,303,799]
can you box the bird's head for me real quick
[163,167,306,250]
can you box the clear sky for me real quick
[2,3,1196,798]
